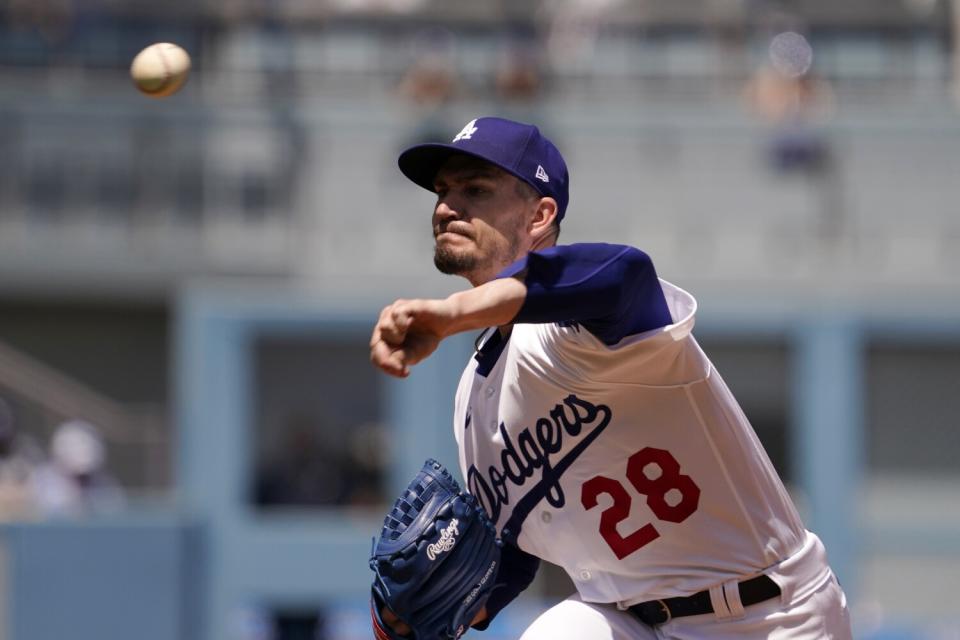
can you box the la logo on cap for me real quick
[453,119,478,142]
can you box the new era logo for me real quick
[535,165,549,183]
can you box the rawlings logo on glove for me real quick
[427,519,460,560]
[369,459,502,640]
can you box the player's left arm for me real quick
[470,541,541,630]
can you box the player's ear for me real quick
[529,197,558,241]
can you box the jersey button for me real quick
[579,569,592,581]
[540,511,552,524]
[485,387,495,397]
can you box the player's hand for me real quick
[370,298,454,377]
[471,607,489,627]
[379,605,488,635]
[380,607,412,636]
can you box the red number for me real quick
[626,447,701,523]
[581,476,660,560]
[581,447,700,559]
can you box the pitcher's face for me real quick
[431,155,537,285]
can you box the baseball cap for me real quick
[398,116,570,221]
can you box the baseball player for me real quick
[370,116,852,639]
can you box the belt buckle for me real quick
[656,600,672,624]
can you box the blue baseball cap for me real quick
[398,116,570,221]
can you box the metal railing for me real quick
[0,339,168,488]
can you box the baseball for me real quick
[130,43,191,98]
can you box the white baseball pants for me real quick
[518,572,851,640]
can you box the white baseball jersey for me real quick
[454,279,809,607]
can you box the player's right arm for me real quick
[499,242,672,345]
[370,276,528,377]
[370,243,673,376]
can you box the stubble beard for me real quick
[433,244,477,276]
[433,230,523,281]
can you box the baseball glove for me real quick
[370,459,501,640]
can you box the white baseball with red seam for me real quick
[130,43,191,98]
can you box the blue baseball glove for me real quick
[370,459,501,640]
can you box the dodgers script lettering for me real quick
[467,394,611,528]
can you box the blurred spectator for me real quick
[256,414,387,508]
[258,0,299,98]
[230,604,330,640]
[0,397,43,521]
[744,31,844,238]
[341,421,387,506]
[544,0,623,72]
[953,0,960,108]
[229,604,275,640]
[398,50,457,106]
[7,0,76,48]
[273,607,329,640]
[494,42,542,104]
[32,419,125,517]
[328,0,427,12]
[743,31,835,174]
[396,27,460,146]
[490,37,546,126]
[255,415,348,507]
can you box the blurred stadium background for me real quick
[0,0,958,638]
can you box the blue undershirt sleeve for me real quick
[495,243,673,345]
[471,541,541,630]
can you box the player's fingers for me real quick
[370,337,395,370]
[370,305,394,349]
[471,607,488,627]
[381,608,412,636]
[380,305,414,346]
[388,344,412,378]
[370,339,410,378]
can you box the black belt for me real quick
[629,575,781,626]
